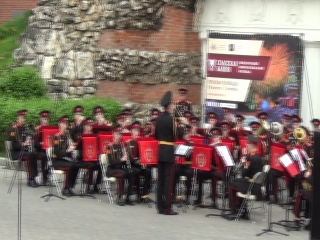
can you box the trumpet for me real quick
[293,127,306,144]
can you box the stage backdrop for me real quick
[205,33,303,126]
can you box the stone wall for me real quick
[13,0,201,100]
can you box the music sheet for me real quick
[216,146,235,167]
[279,154,293,168]
[290,149,306,172]
[175,145,193,156]
[300,149,309,160]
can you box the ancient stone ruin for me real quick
[14,0,201,99]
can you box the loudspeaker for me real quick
[311,130,320,240]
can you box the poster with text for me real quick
[205,33,303,127]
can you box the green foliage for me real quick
[0,66,47,99]
[0,97,122,152]
[0,11,31,69]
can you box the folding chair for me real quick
[235,171,267,223]
[43,147,66,199]
[3,141,27,184]
[99,154,117,204]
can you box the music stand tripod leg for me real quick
[256,203,289,236]
[40,171,66,201]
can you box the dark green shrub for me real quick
[0,97,122,152]
[0,66,47,99]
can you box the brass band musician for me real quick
[52,116,80,196]
[69,105,85,142]
[116,113,130,133]
[92,106,112,126]
[9,109,39,187]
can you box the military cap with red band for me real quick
[257,112,268,120]
[178,88,188,95]
[185,125,192,133]
[93,106,104,114]
[236,114,245,122]
[183,111,193,118]
[39,110,50,118]
[130,121,141,130]
[116,113,127,120]
[122,108,132,115]
[73,105,83,113]
[83,117,93,125]
[247,135,259,144]
[17,109,27,116]
[282,114,291,121]
[250,121,261,129]
[207,112,217,119]
[189,117,199,124]
[113,124,122,132]
[311,118,320,126]
[291,115,302,123]
[220,121,231,129]
[151,108,160,116]
[58,115,68,123]
[210,127,222,136]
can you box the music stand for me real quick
[137,139,158,207]
[206,145,234,218]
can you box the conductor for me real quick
[155,91,184,215]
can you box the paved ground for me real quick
[0,167,310,240]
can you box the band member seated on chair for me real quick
[92,106,112,126]
[173,125,194,205]
[34,110,51,184]
[205,112,218,139]
[249,121,261,135]
[9,109,39,187]
[193,127,221,206]
[282,114,293,137]
[150,108,161,119]
[106,125,140,206]
[155,91,184,215]
[126,121,152,202]
[77,117,102,193]
[182,111,194,125]
[116,113,130,133]
[52,116,80,196]
[189,117,202,136]
[229,135,263,219]
[222,108,235,128]
[69,105,85,142]
[220,122,236,141]
[122,108,133,128]
[293,168,313,230]
[175,88,192,117]
[232,115,245,132]
[144,118,157,137]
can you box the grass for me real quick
[0,11,30,70]
[0,152,6,158]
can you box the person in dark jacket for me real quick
[155,91,184,215]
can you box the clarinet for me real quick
[121,141,132,173]
[25,124,34,152]
[66,130,77,162]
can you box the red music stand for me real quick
[98,132,113,154]
[239,136,264,157]
[190,144,212,171]
[137,139,159,165]
[41,126,59,150]
[82,134,98,161]
[270,142,286,172]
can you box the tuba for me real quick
[255,119,270,136]
[293,127,306,143]
[270,122,283,135]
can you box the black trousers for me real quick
[107,167,140,197]
[36,151,48,181]
[12,151,38,179]
[52,159,79,188]
[132,165,152,196]
[196,170,215,201]
[294,189,312,218]
[174,164,193,198]
[77,161,102,185]
[157,162,175,213]
[229,178,262,210]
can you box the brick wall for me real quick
[98,5,201,52]
[0,0,37,24]
[97,82,201,104]
[97,5,202,103]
